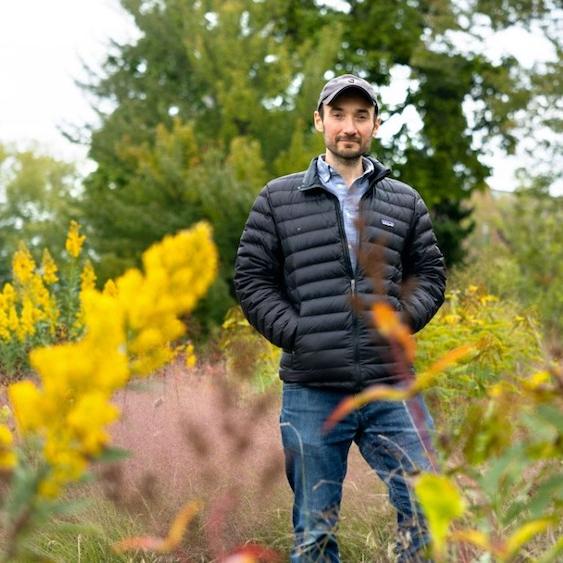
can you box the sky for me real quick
[0,0,559,193]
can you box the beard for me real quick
[325,135,371,162]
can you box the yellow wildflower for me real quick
[103,279,118,297]
[185,342,197,369]
[8,380,43,434]
[522,370,551,391]
[0,424,16,469]
[41,249,59,284]
[17,297,37,341]
[12,242,36,285]
[40,447,87,498]
[7,305,19,334]
[0,309,10,341]
[2,283,17,308]
[67,392,119,455]
[65,220,86,258]
[443,314,460,325]
[9,222,218,497]
[80,260,96,293]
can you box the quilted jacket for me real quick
[234,156,446,390]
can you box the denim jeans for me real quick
[280,383,436,563]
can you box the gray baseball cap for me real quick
[317,74,379,113]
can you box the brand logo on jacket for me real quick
[381,219,395,228]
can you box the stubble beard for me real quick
[326,137,371,167]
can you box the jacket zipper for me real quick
[328,195,361,387]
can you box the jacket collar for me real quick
[298,155,390,191]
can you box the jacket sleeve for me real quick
[400,193,447,333]
[234,185,299,350]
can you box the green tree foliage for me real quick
[0,144,80,281]
[79,0,561,326]
[455,183,563,337]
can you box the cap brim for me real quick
[319,85,377,111]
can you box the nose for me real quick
[341,116,357,136]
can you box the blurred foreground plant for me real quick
[327,297,562,562]
[0,221,217,561]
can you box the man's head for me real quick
[314,74,380,163]
[317,74,379,117]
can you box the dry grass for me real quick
[100,360,396,560]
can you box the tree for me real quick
[78,0,561,324]
[0,144,81,281]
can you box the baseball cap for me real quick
[317,74,379,113]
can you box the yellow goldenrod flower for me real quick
[17,297,37,341]
[41,249,59,284]
[7,305,19,334]
[0,309,11,341]
[65,220,86,258]
[103,279,118,297]
[8,380,43,434]
[80,260,96,293]
[2,283,17,308]
[185,342,197,369]
[8,222,218,497]
[0,424,17,469]
[67,392,119,455]
[12,242,36,285]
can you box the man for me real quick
[234,74,446,562]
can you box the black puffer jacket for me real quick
[234,156,446,390]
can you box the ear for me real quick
[372,116,382,138]
[313,110,324,133]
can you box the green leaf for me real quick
[95,446,131,463]
[414,473,465,560]
[527,473,563,518]
[536,405,563,434]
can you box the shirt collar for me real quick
[316,154,374,184]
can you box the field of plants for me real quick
[0,184,561,562]
[1,1,561,560]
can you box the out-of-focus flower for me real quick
[65,220,86,258]
[41,249,59,285]
[8,222,218,496]
[185,342,197,368]
[0,424,16,469]
[12,243,36,285]
[80,260,96,293]
[103,279,118,297]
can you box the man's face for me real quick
[314,91,380,161]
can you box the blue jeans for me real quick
[280,383,436,562]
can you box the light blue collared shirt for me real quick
[316,155,374,272]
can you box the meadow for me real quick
[0,185,561,562]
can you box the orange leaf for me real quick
[113,499,203,554]
[372,302,416,362]
[413,345,475,392]
[323,385,411,432]
[113,536,167,553]
[222,543,281,562]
